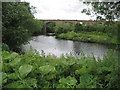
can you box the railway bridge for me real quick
[40,19,100,34]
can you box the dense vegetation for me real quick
[1,48,119,88]
[56,32,117,44]
[2,2,44,52]
[47,21,119,44]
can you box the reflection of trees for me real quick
[73,41,82,56]
[73,41,109,59]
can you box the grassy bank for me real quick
[1,49,119,88]
[56,32,119,44]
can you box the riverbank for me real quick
[2,49,119,88]
[56,32,119,45]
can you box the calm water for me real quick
[22,35,111,59]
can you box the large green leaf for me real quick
[3,81,27,88]
[59,76,77,86]
[39,65,56,74]
[19,64,33,78]
[77,74,97,88]
[3,52,19,61]
[2,72,7,85]
[25,78,37,88]
[9,57,21,66]
[8,73,19,80]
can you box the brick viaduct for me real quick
[39,19,100,34]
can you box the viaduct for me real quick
[39,19,100,34]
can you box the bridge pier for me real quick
[43,22,47,35]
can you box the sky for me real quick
[21,0,96,20]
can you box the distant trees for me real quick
[2,2,44,51]
[74,23,83,32]
[52,21,119,44]
[54,22,74,34]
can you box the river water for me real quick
[22,35,113,59]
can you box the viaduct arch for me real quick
[40,19,100,34]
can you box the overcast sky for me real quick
[21,0,96,20]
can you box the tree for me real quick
[2,2,36,51]
[31,19,44,36]
[81,1,120,22]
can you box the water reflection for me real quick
[22,35,109,59]
[73,41,107,59]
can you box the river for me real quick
[22,35,114,59]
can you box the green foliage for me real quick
[74,23,83,32]
[57,76,77,88]
[19,64,33,78]
[54,21,119,44]
[2,49,119,88]
[2,2,32,50]
[76,74,97,88]
[46,22,56,33]
[2,2,44,51]
[56,31,118,44]
[39,65,56,74]
[23,19,44,36]
[2,43,10,51]
[54,22,74,35]
[82,2,120,21]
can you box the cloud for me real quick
[21,0,95,20]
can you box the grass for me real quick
[56,31,118,44]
